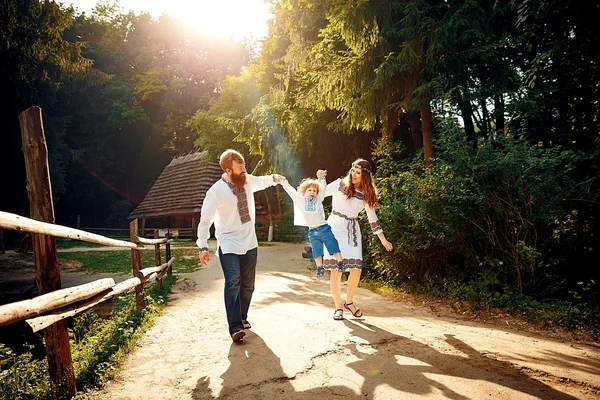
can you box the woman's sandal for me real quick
[343,301,363,318]
[333,309,344,320]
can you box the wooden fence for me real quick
[80,227,195,239]
[0,214,174,396]
[0,106,176,398]
[0,212,174,329]
[79,226,307,242]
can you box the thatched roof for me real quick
[128,151,223,219]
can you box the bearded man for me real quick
[197,149,283,342]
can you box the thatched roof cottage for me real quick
[127,152,223,238]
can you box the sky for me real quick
[68,0,273,42]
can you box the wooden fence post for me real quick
[166,233,172,276]
[129,219,145,310]
[19,106,77,398]
[154,229,162,290]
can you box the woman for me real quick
[322,159,393,320]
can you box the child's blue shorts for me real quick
[308,224,341,259]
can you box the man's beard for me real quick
[230,171,248,188]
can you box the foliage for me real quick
[370,118,585,296]
[0,277,175,399]
[0,0,108,216]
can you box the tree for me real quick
[0,0,106,217]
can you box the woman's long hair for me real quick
[342,159,378,208]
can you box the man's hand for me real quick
[199,251,210,265]
[316,169,327,179]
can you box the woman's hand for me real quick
[381,238,393,252]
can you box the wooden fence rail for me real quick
[0,211,144,249]
[1,105,177,399]
[26,257,174,333]
[0,214,175,387]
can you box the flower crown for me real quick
[352,162,372,174]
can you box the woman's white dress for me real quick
[322,178,383,270]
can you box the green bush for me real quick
[371,119,579,295]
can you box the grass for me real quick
[59,247,203,275]
[0,276,176,400]
[56,237,197,249]
[57,237,205,275]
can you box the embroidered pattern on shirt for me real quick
[223,178,251,224]
[338,180,364,200]
[324,258,362,269]
[369,220,382,233]
[305,197,318,212]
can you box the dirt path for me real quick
[92,242,600,399]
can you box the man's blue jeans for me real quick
[218,247,257,335]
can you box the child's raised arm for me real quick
[316,170,327,202]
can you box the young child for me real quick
[280,170,345,276]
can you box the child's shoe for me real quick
[316,266,325,277]
[337,261,345,272]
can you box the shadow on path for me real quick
[343,319,578,399]
[192,332,357,399]
[191,321,578,399]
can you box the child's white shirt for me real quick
[280,178,327,228]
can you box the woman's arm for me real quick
[376,231,393,252]
[325,178,341,197]
[365,204,393,252]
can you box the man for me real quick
[197,149,282,342]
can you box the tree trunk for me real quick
[420,103,435,168]
[276,186,282,215]
[19,106,77,398]
[407,111,423,151]
[386,107,399,140]
[263,192,274,242]
[494,94,505,135]
[457,92,476,140]
[480,96,489,139]
[408,111,423,151]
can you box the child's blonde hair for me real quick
[297,178,320,196]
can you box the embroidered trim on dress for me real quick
[369,220,382,233]
[338,180,364,200]
[331,210,358,247]
[324,258,362,270]
[223,178,251,224]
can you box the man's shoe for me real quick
[231,329,246,342]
